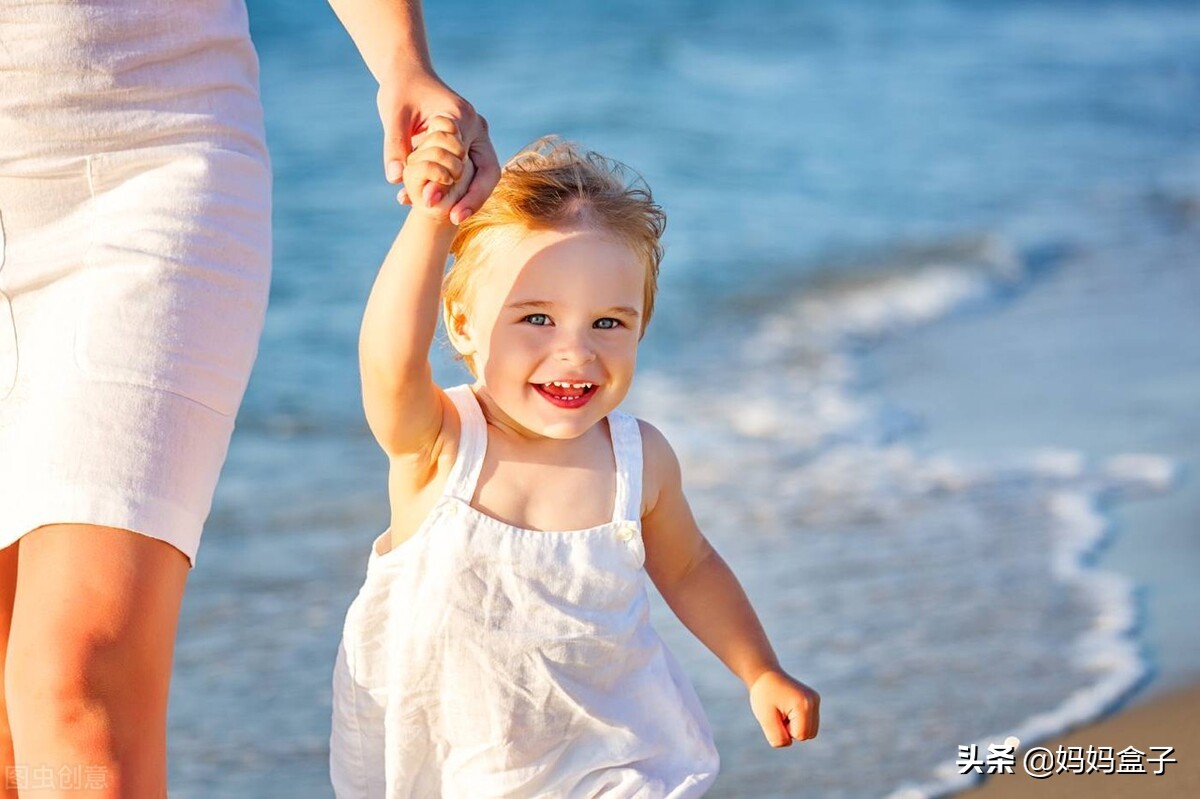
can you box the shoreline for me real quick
[956,679,1200,797]
[854,226,1200,798]
[861,225,1200,700]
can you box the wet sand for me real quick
[960,681,1200,798]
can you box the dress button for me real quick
[445,501,459,517]
[617,523,637,542]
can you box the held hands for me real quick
[398,115,477,224]
[378,69,498,225]
[748,670,820,748]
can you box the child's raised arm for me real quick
[639,422,821,748]
[359,116,479,456]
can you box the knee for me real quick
[6,635,135,755]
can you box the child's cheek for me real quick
[604,332,639,362]
[494,324,541,366]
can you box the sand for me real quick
[959,681,1200,798]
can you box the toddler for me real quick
[330,116,819,798]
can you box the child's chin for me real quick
[534,416,596,440]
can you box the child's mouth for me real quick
[532,381,598,409]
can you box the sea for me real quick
[166,1,1200,796]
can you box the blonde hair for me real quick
[443,137,666,371]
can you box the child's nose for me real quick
[553,330,597,364]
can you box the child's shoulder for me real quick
[629,416,685,519]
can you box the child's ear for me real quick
[443,300,476,361]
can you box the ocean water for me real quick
[166,1,1200,796]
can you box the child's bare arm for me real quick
[640,422,820,747]
[359,116,476,456]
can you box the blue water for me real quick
[167,1,1200,796]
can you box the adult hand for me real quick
[377,66,499,224]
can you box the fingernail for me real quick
[455,208,472,224]
[386,160,402,182]
[430,190,444,205]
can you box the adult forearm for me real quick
[660,550,782,689]
[327,0,434,82]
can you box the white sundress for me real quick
[330,384,720,798]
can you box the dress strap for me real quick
[608,411,644,525]
[443,384,487,502]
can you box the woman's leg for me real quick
[0,540,18,799]
[5,523,189,799]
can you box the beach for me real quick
[864,138,1200,798]
[962,680,1200,797]
[152,2,1200,795]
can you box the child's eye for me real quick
[523,313,551,326]
[594,318,622,330]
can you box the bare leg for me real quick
[6,524,189,799]
[0,541,18,799]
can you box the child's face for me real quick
[452,224,646,440]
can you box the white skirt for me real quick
[0,1,272,567]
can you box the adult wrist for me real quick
[380,49,437,84]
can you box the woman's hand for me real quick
[748,669,821,747]
[377,66,498,224]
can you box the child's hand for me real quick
[748,670,820,747]
[398,115,477,223]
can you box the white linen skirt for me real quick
[0,0,272,567]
